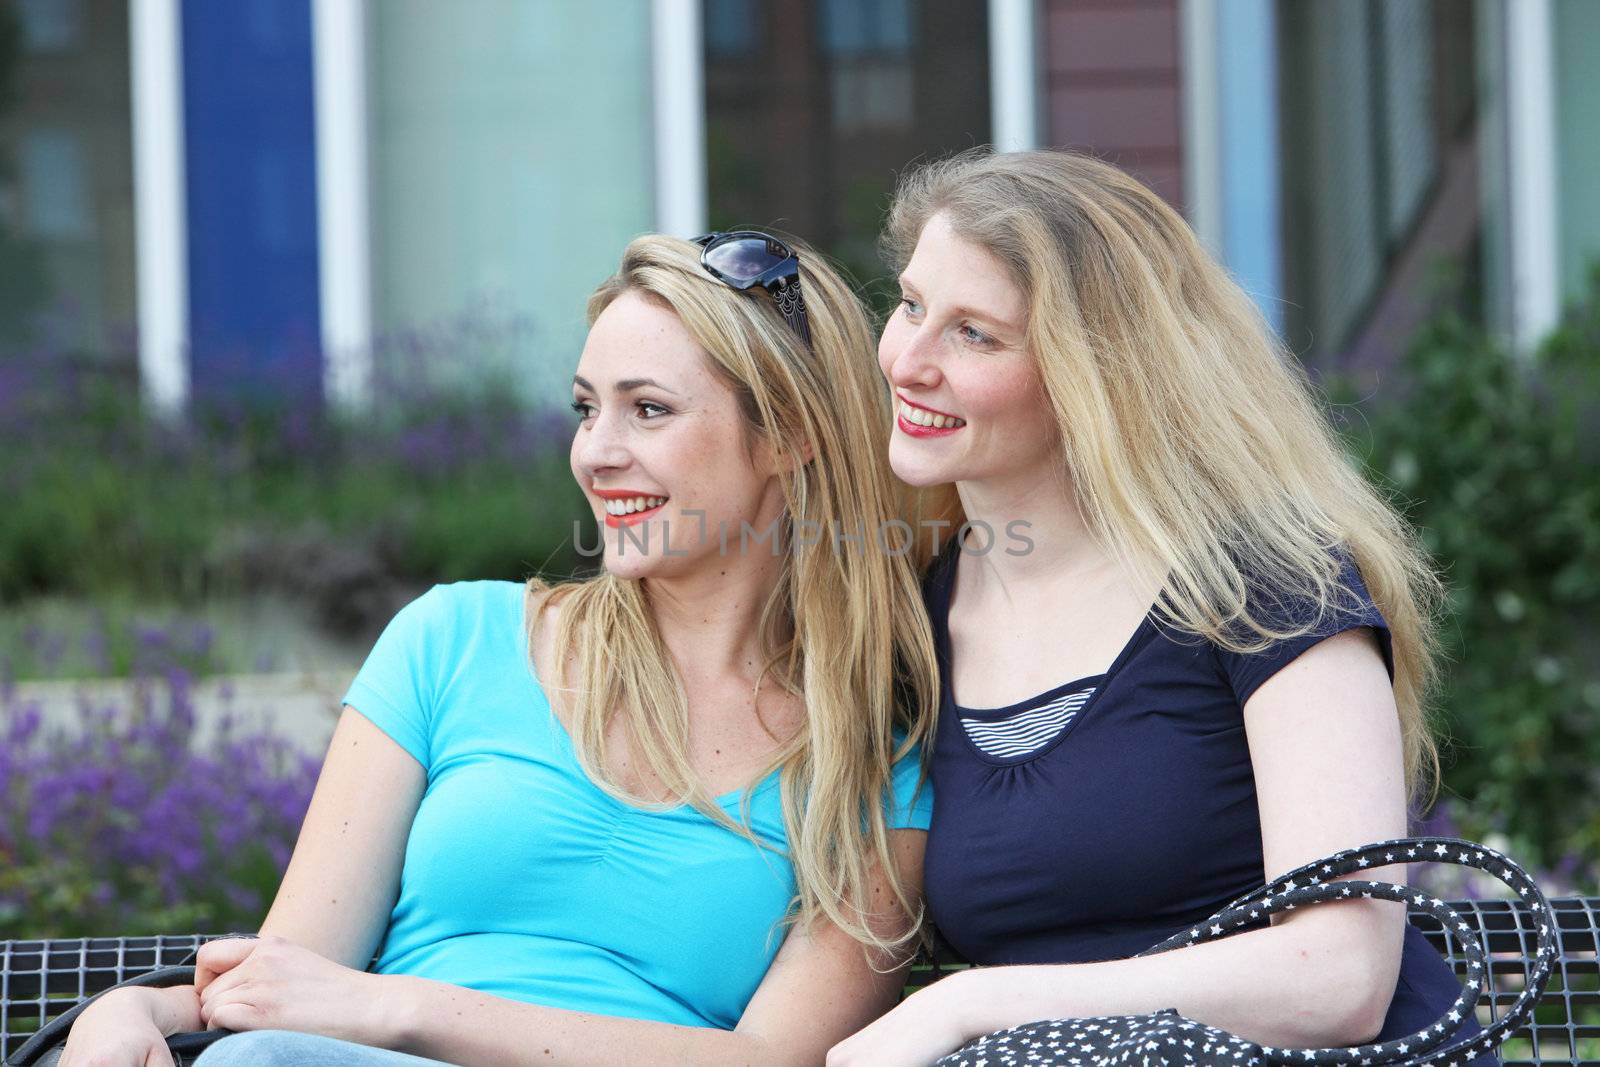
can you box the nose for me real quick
[881,318,942,392]
[571,407,632,482]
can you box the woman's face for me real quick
[878,213,1058,493]
[570,290,785,580]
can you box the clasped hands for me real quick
[193,934,390,1046]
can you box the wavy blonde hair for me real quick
[883,149,1444,800]
[528,234,939,955]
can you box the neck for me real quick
[954,466,1115,594]
[644,537,788,686]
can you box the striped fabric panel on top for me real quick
[960,685,1096,759]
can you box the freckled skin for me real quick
[878,214,1061,495]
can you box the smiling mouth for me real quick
[896,397,966,437]
[598,494,669,528]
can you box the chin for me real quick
[888,448,955,488]
[596,518,716,580]
[599,551,664,581]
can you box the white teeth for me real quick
[899,401,964,429]
[603,495,667,515]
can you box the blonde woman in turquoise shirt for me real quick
[58,233,940,1067]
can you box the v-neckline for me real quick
[932,549,1159,766]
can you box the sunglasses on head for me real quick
[694,230,813,346]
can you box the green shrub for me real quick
[0,361,590,637]
[1336,271,1600,886]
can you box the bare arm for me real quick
[60,704,420,1065]
[253,705,425,966]
[830,628,1408,1065]
[199,830,928,1067]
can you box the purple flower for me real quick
[2,665,320,937]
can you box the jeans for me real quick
[193,1030,457,1066]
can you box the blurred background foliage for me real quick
[1334,268,1600,889]
[0,353,589,669]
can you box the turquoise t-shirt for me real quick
[341,580,932,1030]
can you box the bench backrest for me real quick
[3,898,1596,1064]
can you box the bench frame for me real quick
[4,897,1597,1065]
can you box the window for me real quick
[0,0,135,361]
[703,0,990,307]
[366,1,655,400]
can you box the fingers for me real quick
[197,948,264,1028]
[145,1040,178,1067]
[203,998,264,1034]
[198,961,268,1030]
[198,971,251,1029]
[193,936,259,994]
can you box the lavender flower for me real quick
[1,664,320,937]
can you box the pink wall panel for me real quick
[1048,5,1178,71]
[1042,0,1186,210]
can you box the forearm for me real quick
[937,906,1401,1051]
[376,975,790,1067]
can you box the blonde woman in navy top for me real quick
[829,151,1484,1067]
[58,234,941,1067]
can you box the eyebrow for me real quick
[571,375,679,395]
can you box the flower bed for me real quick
[1,666,319,938]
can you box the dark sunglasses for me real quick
[694,230,813,346]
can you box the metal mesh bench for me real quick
[4,898,1597,1065]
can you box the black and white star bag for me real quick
[934,837,1555,1067]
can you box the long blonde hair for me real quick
[884,149,1444,800]
[530,234,939,954]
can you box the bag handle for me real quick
[5,935,255,1067]
[1140,837,1557,1067]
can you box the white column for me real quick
[129,0,189,414]
[989,0,1040,153]
[312,0,375,409]
[1505,0,1560,356]
[1179,0,1223,257]
[651,0,706,237]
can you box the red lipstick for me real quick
[895,394,966,438]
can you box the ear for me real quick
[780,436,815,471]
[755,434,813,476]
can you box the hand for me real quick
[58,988,180,1067]
[826,978,974,1067]
[194,934,390,1046]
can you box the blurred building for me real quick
[0,0,1595,410]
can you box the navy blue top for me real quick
[921,545,1491,1061]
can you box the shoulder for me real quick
[1253,551,1385,632]
[432,578,527,614]
[373,580,528,674]
[522,581,573,687]
[885,734,933,830]
[1210,550,1394,703]
[395,577,522,614]
[400,579,526,631]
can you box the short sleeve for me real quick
[341,585,451,768]
[884,743,934,830]
[1213,556,1395,707]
